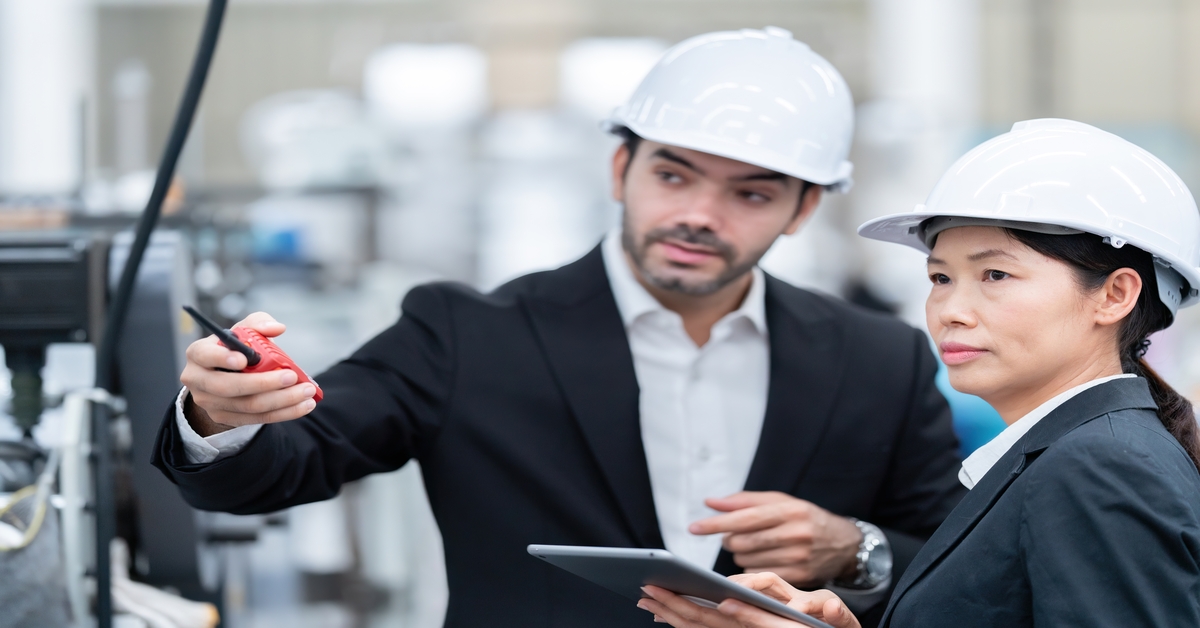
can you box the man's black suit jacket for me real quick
[153,244,966,627]
[881,377,1200,627]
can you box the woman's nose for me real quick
[932,286,977,329]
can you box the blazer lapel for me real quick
[523,246,664,549]
[879,377,1158,626]
[715,277,848,574]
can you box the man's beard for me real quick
[621,212,767,296]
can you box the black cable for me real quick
[92,1,227,625]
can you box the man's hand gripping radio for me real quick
[182,305,324,402]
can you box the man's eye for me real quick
[985,270,1010,281]
[929,273,950,285]
[739,191,770,203]
[657,171,682,183]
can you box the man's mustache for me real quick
[643,225,736,263]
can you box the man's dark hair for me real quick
[614,126,643,178]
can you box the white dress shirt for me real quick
[958,374,1136,490]
[602,230,770,568]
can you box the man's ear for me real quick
[1095,268,1142,327]
[611,144,631,202]
[782,184,823,235]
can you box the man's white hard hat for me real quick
[603,26,855,192]
[858,118,1200,314]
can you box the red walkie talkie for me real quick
[183,305,324,402]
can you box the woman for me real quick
[637,119,1200,627]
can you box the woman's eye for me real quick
[929,273,950,285]
[985,269,1010,281]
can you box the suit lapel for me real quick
[523,246,664,549]
[715,277,848,574]
[879,377,1158,626]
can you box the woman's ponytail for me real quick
[1126,355,1200,471]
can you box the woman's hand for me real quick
[636,572,861,628]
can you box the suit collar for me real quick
[525,248,851,560]
[715,276,848,574]
[880,377,1157,626]
[522,245,665,549]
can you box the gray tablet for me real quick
[527,544,834,628]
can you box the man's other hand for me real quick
[689,491,862,586]
[180,311,316,436]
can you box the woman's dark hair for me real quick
[1006,229,1200,471]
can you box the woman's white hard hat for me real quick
[858,119,1200,314]
[603,26,855,192]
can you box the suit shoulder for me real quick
[1030,410,1200,504]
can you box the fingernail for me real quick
[280,370,298,386]
[636,601,649,611]
[302,384,316,397]
[226,355,239,368]
[641,586,652,596]
[303,399,316,412]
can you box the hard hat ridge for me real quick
[858,118,1200,313]
[604,26,855,192]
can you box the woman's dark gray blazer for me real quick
[881,377,1200,627]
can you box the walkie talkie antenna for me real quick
[183,305,261,366]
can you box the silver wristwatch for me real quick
[836,519,892,589]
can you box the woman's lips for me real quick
[658,240,719,265]
[940,342,987,366]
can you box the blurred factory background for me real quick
[2,0,1200,626]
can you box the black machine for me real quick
[0,1,230,626]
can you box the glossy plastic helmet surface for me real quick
[859,119,1200,313]
[604,26,855,192]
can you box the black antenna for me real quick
[182,306,260,366]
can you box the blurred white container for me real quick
[559,38,666,121]
[241,90,384,191]
[363,44,488,130]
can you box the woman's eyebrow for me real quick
[968,249,1019,262]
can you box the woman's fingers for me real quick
[637,586,742,628]
[727,572,799,603]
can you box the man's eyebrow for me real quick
[651,148,703,174]
[733,171,791,185]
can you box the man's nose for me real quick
[675,186,725,230]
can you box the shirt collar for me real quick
[958,373,1137,489]
[601,229,767,334]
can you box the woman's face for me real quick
[925,226,1121,418]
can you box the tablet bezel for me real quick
[527,544,834,628]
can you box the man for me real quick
[153,27,965,627]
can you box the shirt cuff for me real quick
[174,387,262,464]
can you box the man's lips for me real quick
[939,342,987,366]
[657,240,720,265]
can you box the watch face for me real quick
[865,544,893,580]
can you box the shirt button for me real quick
[698,447,711,462]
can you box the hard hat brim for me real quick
[603,119,855,193]
[858,207,1200,309]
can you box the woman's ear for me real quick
[1095,268,1143,327]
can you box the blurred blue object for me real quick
[253,228,301,263]
[935,365,1005,458]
